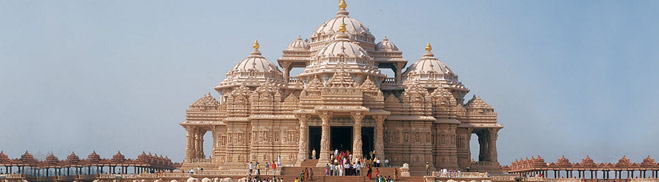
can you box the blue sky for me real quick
[1,0,658,165]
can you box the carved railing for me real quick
[381,77,399,88]
[491,175,518,181]
[287,77,303,88]
[288,77,300,83]
[0,174,24,179]
[185,158,212,163]
[384,77,396,83]
[432,171,489,178]
[157,173,192,178]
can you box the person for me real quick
[304,168,309,181]
[294,177,300,182]
[384,158,390,167]
[376,157,381,167]
[375,168,380,179]
[309,168,313,181]
[356,161,361,176]
[367,165,372,180]
[329,163,334,176]
[188,168,194,174]
[325,164,330,176]
[277,155,282,166]
[425,162,430,176]
[393,168,398,181]
[311,148,316,159]
[334,148,338,158]
[299,170,304,182]
[271,161,277,175]
[265,161,269,175]
[256,161,260,176]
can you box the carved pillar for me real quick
[185,126,195,161]
[395,62,405,84]
[488,128,499,163]
[373,114,387,160]
[281,62,291,81]
[351,112,365,161]
[295,114,310,166]
[197,129,207,159]
[316,111,332,167]
[477,130,489,161]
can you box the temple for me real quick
[179,0,503,174]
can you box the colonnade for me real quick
[295,111,388,167]
[517,169,659,179]
[185,126,209,161]
[0,165,167,177]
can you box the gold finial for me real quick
[425,42,432,52]
[339,0,347,10]
[339,23,346,33]
[253,40,260,50]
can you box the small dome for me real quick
[67,152,80,164]
[46,153,59,164]
[216,41,285,90]
[88,151,101,163]
[404,48,454,77]
[287,36,310,51]
[375,36,398,51]
[112,151,126,162]
[403,43,466,91]
[231,51,280,73]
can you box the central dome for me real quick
[300,23,383,80]
[309,0,375,51]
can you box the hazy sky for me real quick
[1,0,658,166]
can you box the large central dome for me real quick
[309,0,375,53]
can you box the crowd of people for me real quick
[248,160,280,177]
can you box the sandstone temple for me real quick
[179,0,503,174]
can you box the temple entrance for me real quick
[330,127,353,153]
[309,126,321,159]
[361,127,374,159]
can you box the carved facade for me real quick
[180,0,503,173]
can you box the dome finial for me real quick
[253,40,260,50]
[339,23,346,33]
[339,0,347,10]
[425,42,432,52]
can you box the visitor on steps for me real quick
[248,162,253,176]
[325,163,329,176]
[356,161,361,176]
[271,161,277,175]
[425,162,430,176]
[265,161,269,175]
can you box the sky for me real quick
[1,0,658,166]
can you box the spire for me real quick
[250,40,263,57]
[339,23,346,33]
[253,40,260,50]
[339,0,347,10]
[334,23,350,40]
[423,42,434,57]
[337,0,349,16]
